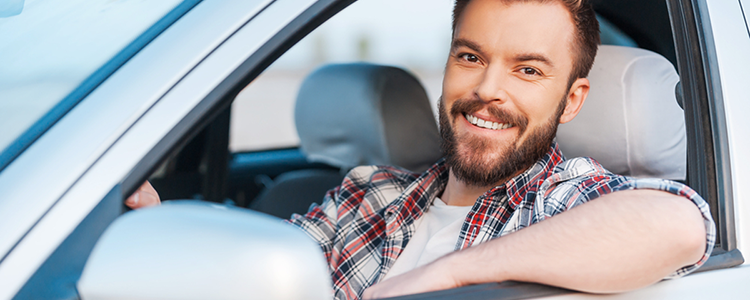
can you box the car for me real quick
[1,0,749,299]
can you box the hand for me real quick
[362,259,460,299]
[125,181,161,209]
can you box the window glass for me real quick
[0,0,188,168]
[230,0,453,152]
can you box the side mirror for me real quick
[78,201,332,300]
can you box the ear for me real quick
[558,77,589,124]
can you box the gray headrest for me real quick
[556,45,686,180]
[295,63,442,173]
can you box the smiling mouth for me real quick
[464,113,514,130]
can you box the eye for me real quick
[520,67,541,76]
[459,53,479,63]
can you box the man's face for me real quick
[440,0,579,187]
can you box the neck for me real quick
[441,169,498,206]
[441,166,530,206]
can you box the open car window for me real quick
[229,0,452,153]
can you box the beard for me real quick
[438,96,566,188]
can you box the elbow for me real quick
[682,218,707,266]
[670,198,708,267]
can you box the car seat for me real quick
[250,63,442,218]
[556,45,686,180]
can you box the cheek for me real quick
[441,67,460,100]
[442,64,477,99]
[506,87,561,126]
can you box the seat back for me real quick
[295,63,442,173]
[250,169,345,218]
[251,63,442,218]
[556,45,686,180]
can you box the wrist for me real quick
[434,249,478,287]
[437,243,514,287]
[422,252,462,289]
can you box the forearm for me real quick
[443,190,706,293]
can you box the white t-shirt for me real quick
[382,198,472,280]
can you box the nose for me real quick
[474,65,510,104]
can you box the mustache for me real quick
[448,98,528,132]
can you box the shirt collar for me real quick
[385,141,565,224]
[504,141,566,210]
[384,158,450,229]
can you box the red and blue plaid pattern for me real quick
[287,142,715,300]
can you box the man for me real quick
[128,0,714,299]
[288,0,712,299]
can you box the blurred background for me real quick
[230,0,454,152]
[228,0,637,153]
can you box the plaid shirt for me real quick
[287,142,716,300]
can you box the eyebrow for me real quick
[451,38,483,54]
[512,53,554,68]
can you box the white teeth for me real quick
[464,113,513,130]
[465,114,474,124]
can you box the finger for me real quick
[137,188,160,207]
[125,191,141,209]
[125,181,161,209]
[139,181,160,201]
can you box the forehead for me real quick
[454,0,576,67]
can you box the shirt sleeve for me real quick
[539,167,715,278]
[285,185,341,268]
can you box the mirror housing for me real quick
[78,201,332,300]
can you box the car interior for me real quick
[250,63,444,218]
[148,0,692,219]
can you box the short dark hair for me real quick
[452,0,600,85]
